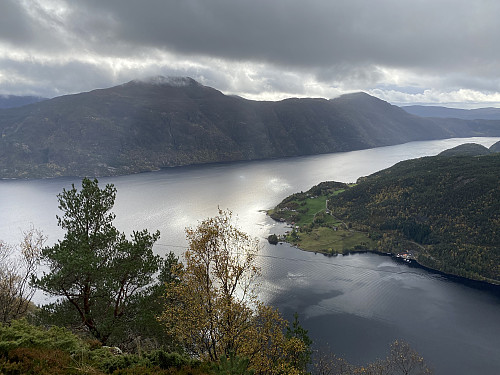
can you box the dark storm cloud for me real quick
[1,0,500,105]
[65,0,500,72]
[0,1,69,53]
[0,1,34,44]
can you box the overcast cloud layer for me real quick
[1,0,500,107]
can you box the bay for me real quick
[1,136,499,374]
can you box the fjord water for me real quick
[1,137,499,374]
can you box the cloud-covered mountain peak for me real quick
[131,76,199,87]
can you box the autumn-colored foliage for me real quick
[160,209,311,374]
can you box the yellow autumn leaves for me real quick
[159,209,310,374]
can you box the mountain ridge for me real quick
[403,105,500,120]
[0,95,47,109]
[1,77,499,178]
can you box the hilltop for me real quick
[489,140,500,152]
[437,141,500,156]
[438,143,492,156]
[1,77,499,178]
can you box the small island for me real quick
[268,148,500,285]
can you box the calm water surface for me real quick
[1,137,499,375]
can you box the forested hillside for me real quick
[490,140,500,152]
[271,152,500,284]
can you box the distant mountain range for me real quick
[402,105,500,120]
[1,76,499,178]
[0,95,47,109]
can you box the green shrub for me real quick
[0,319,84,356]
[111,365,212,375]
[0,347,77,375]
[214,352,254,375]
[0,320,210,374]
[145,350,194,369]
[94,352,142,373]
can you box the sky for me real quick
[1,0,500,108]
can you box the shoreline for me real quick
[270,221,500,289]
[284,240,500,290]
[2,136,500,181]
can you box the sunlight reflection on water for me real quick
[1,137,500,374]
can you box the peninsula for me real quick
[269,145,500,284]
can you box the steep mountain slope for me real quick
[0,77,499,178]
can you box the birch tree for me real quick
[0,227,44,323]
[161,209,310,374]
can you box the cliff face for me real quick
[0,77,499,178]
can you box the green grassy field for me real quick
[288,226,375,254]
[270,189,376,254]
[295,196,327,226]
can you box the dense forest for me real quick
[270,151,500,284]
